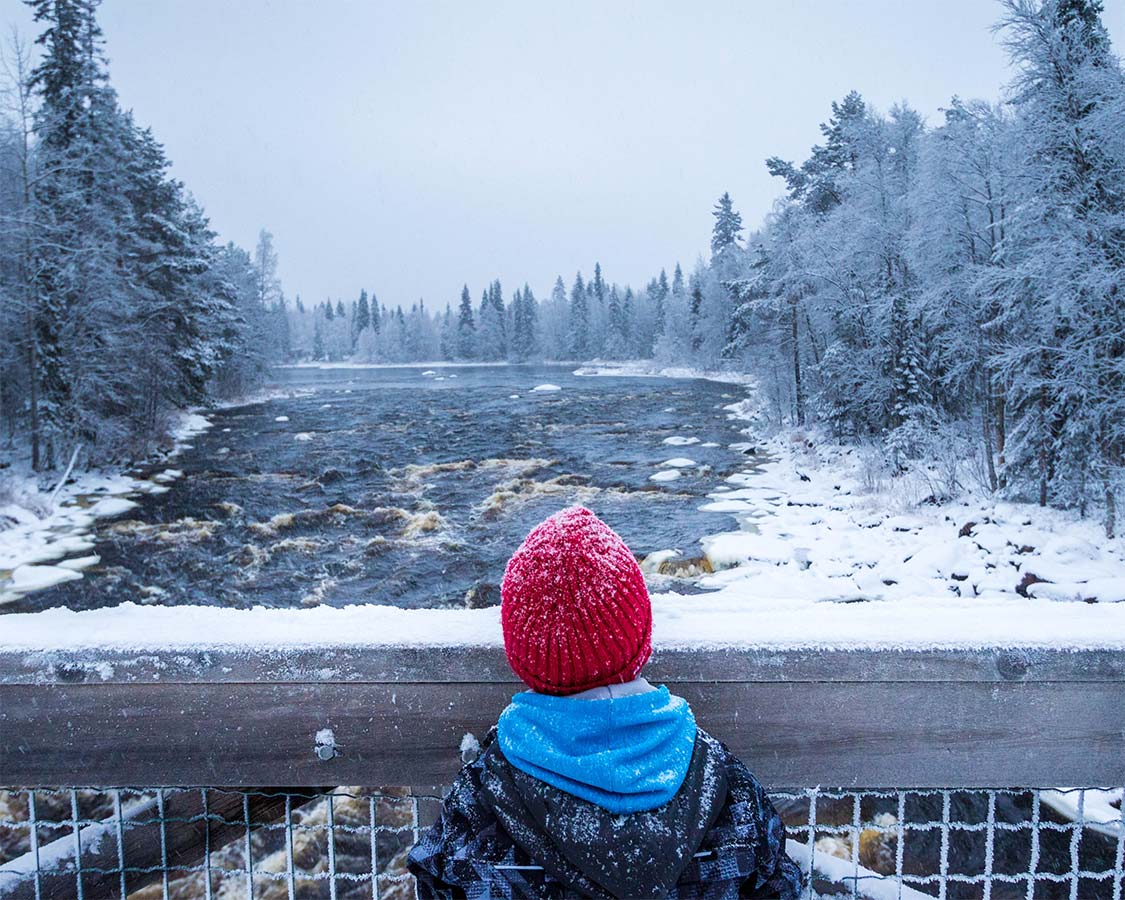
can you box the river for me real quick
[7,364,752,613]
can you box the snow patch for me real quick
[10,564,83,593]
[90,497,137,519]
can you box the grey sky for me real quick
[4,1,1124,311]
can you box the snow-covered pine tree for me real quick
[604,285,629,359]
[991,0,1125,533]
[568,272,588,359]
[476,280,506,361]
[539,276,569,359]
[354,289,371,347]
[439,304,455,361]
[456,284,475,359]
[710,193,743,260]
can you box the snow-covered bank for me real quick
[282,360,512,370]
[574,361,756,386]
[0,412,213,605]
[691,422,1125,607]
[592,364,1125,599]
[0,385,318,606]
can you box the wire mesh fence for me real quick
[0,785,1121,899]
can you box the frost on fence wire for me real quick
[0,787,1122,899]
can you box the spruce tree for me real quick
[710,192,744,259]
[568,272,588,359]
[354,289,371,337]
[606,286,628,359]
[456,284,475,359]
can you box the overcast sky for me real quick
[3,1,1123,310]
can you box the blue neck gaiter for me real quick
[496,685,697,814]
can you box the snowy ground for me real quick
[2,364,1123,649]
[0,412,214,605]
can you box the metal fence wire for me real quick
[0,786,1121,899]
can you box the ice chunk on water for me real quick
[650,469,682,482]
[10,564,83,592]
[663,436,700,446]
[531,384,562,392]
[58,554,100,571]
[274,415,290,422]
[90,497,137,518]
[661,458,697,468]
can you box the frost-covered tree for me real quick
[988,0,1125,532]
[510,284,539,362]
[568,271,588,359]
[477,280,506,360]
[456,284,476,359]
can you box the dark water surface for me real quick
[15,365,750,612]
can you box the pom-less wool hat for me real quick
[501,506,652,696]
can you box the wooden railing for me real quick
[2,645,1123,788]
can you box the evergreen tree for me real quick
[354,289,371,341]
[568,272,588,359]
[456,284,475,359]
[710,192,744,259]
[477,280,506,360]
[621,288,636,357]
[656,269,670,336]
[439,304,455,360]
[605,285,628,359]
[690,282,704,353]
[511,284,539,361]
[766,91,868,214]
[312,319,325,361]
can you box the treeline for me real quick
[285,258,726,366]
[0,0,281,470]
[723,0,1124,536]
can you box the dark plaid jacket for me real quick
[408,728,803,899]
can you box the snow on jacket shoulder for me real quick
[407,728,803,899]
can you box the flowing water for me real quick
[8,365,753,613]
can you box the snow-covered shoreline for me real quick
[573,361,756,386]
[0,384,319,607]
[0,411,214,604]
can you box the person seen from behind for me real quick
[408,505,803,899]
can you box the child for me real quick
[409,506,803,899]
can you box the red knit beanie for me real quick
[501,506,652,696]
